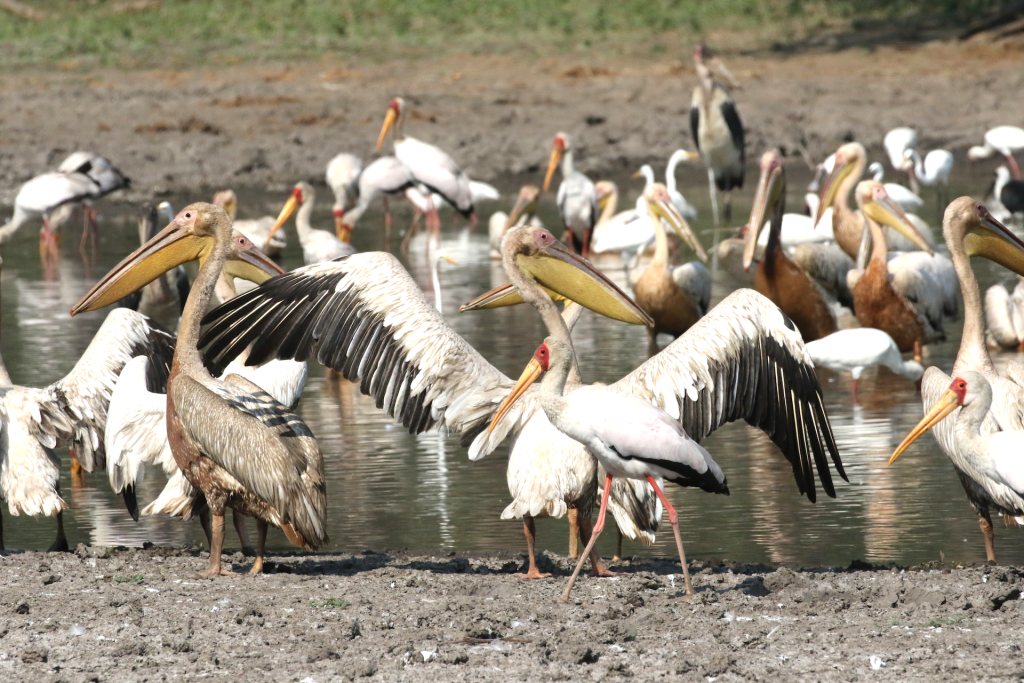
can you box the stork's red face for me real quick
[533,343,551,372]
[389,98,401,113]
[544,135,569,192]
[949,377,968,406]
[292,187,304,203]
[553,134,567,152]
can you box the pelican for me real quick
[866,161,924,213]
[490,185,543,259]
[117,204,189,331]
[339,156,418,244]
[890,373,1024,542]
[969,125,1024,179]
[631,183,710,347]
[666,149,701,221]
[487,284,845,600]
[690,44,743,225]
[376,97,474,224]
[805,328,923,396]
[912,198,1024,561]
[0,276,176,550]
[325,152,363,239]
[883,127,918,191]
[995,166,1024,216]
[743,150,837,342]
[543,132,599,256]
[211,189,286,258]
[817,143,935,260]
[0,171,99,256]
[903,148,954,209]
[265,182,356,265]
[849,181,941,358]
[73,202,320,575]
[985,277,1024,351]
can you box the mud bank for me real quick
[0,546,1021,682]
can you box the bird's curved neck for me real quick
[907,150,926,181]
[175,236,230,378]
[597,191,617,226]
[561,149,575,177]
[652,211,670,268]
[949,240,995,375]
[538,347,574,404]
[666,154,683,192]
[835,158,864,222]
[393,107,406,142]
[866,216,888,265]
[955,392,993,444]
[295,198,315,242]
[764,193,785,261]
[431,260,443,312]
[0,207,29,244]
[501,248,579,380]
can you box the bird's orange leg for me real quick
[518,515,551,579]
[1006,153,1021,181]
[249,520,268,574]
[559,473,612,603]
[69,449,85,487]
[567,507,578,559]
[232,510,255,556]
[979,512,996,563]
[613,526,623,562]
[913,339,922,364]
[645,474,695,598]
[201,513,236,576]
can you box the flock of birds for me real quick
[2,45,1024,598]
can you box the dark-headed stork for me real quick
[690,45,744,226]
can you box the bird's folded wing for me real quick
[200,253,515,439]
[43,308,176,472]
[611,288,845,501]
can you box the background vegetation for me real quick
[0,0,1013,68]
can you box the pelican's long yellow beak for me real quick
[889,389,960,466]
[863,193,933,255]
[964,207,1024,276]
[488,358,544,434]
[459,282,569,311]
[223,232,284,284]
[265,193,299,251]
[543,145,564,193]
[375,106,397,152]
[744,163,784,270]
[72,221,211,314]
[816,156,854,226]
[646,187,707,263]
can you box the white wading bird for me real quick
[325,152,363,240]
[264,181,356,265]
[883,127,918,193]
[969,126,1024,179]
[985,276,1024,351]
[212,189,286,258]
[903,148,954,210]
[544,132,599,257]
[805,328,923,397]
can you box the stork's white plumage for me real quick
[339,155,418,244]
[806,328,923,396]
[985,277,1024,350]
[0,171,99,249]
[326,152,363,215]
[968,126,1024,179]
[266,182,356,265]
[690,45,744,225]
[544,132,599,256]
[376,97,474,218]
[665,149,700,221]
[883,127,917,173]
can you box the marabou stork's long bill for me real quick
[690,45,744,226]
[376,97,475,230]
[71,203,323,577]
[903,198,1024,562]
[485,282,846,601]
[543,132,599,257]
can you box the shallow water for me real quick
[3,163,1024,568]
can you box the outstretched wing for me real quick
[612,288,845,501]
[199,253,516,440]
[45,309,175,472]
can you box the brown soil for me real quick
[2,37,1023,199]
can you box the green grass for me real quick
[310,597,348,609]
[0,0,1011,70]
[113,574,145,584]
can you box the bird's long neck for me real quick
[538,347,573,406]
[908,151,926,182]
[174,236,229,379]
[666,153,682,193]
[502,249,579,381]
[597,191,617,226]
[866,216,888,265]
[955,390,994,446]
[431,259,443,312]
[833,159,865,252]
[764,191,785,262]
[295,197,315,244]
[950,239,995,376]
[561,149,575,178]
[394,106,406,142]
[651,212,671,269]
[0,207,29,244]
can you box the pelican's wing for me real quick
[219,352,308,409]
[720,95,745,167]
[105,357,173,521]
[1,388,68,518]
[611,288,845,501]
[199,253,519,445]
[46,308,176,472]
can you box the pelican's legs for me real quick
[559,473,612,603]
[249,520,268,574]
[518,515,551,579]
[48,510,69,553]
[979,511,996,563]
[233,510,255,556]
[202,512,237,576]
[613,527,623,562]
[913,339,923,364]
[383,196,393,248]
[80,204,98,253]
[198,508,212,545]
[581,229,591,260]
[707,169,720,226]
[1005,153,1021,180]
[578,515,615,577]
[723,190,732,223]
[69,449,85,487]
[644,474,694,598]
[400,216,419,254]
[567,508,579,559]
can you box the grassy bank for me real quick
[0,0,1010,70]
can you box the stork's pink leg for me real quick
[518,515,551,579]
[382,196,394,248]
[1007,153,1022,181]
[645,474,694,598]
[559,473,612,603]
